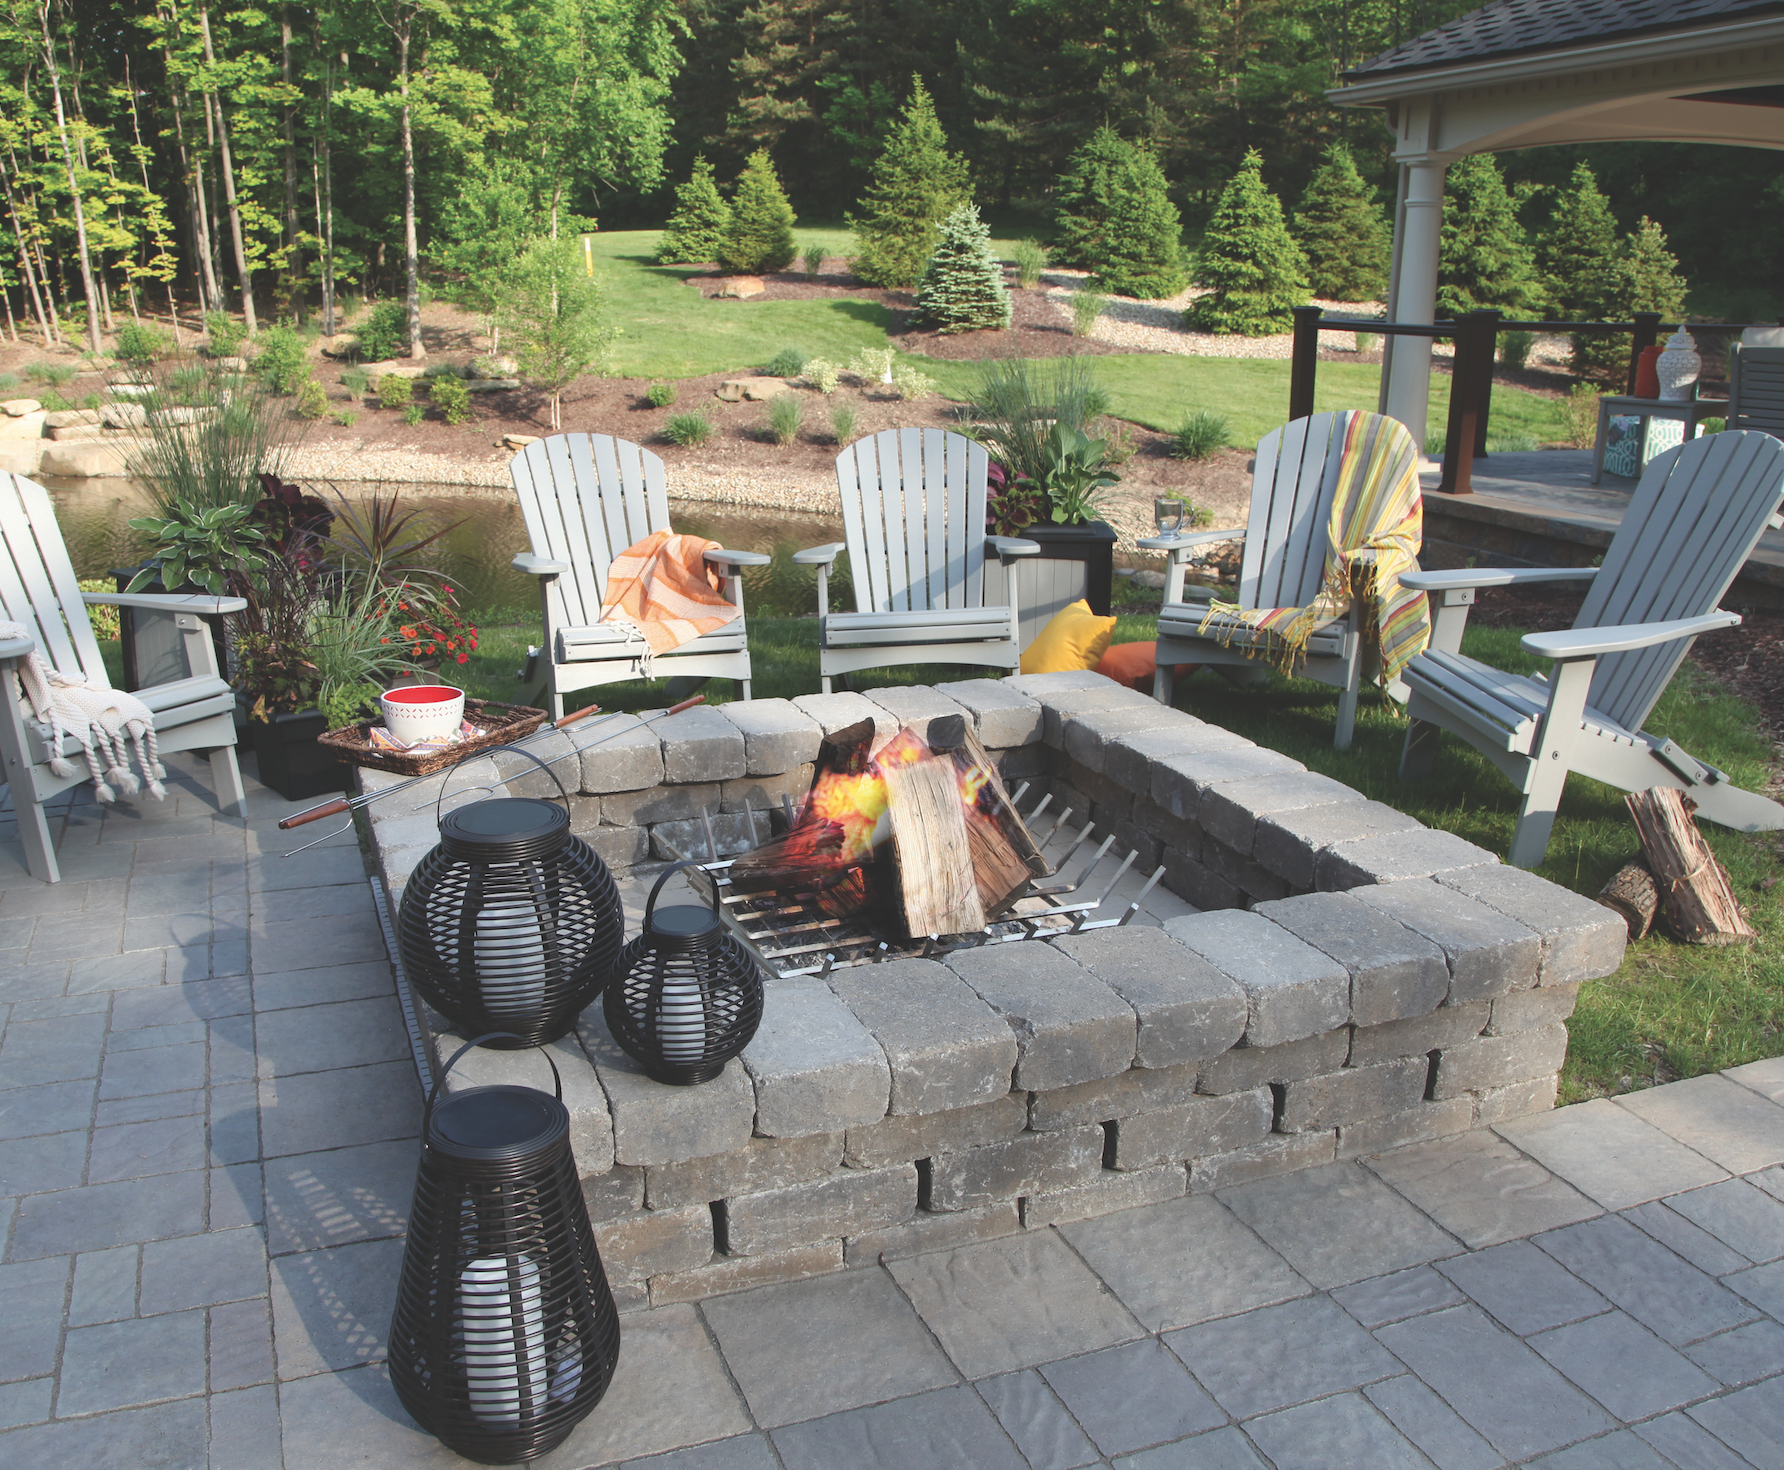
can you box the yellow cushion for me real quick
[1020,599,1117,675]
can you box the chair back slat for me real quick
[1582,430,1784,732]
[835,430,989,614]
[509,434,674,627]
[0,473,104,683]
[1242,410,1356,611]
[1729,345,1784,439]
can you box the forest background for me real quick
[3,0,1781,350]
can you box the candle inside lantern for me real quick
[459,1253,546,1427]
[650,974,707,1065]
[472,875,548,1024]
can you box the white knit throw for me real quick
[1,621,165,803]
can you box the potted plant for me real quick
[974,356,1120,647]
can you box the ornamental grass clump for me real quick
[766,392,805,444]
[913,204,1011,334]
[663,410,713,446]
[766,346,807,377]
[1012,239,1047,289]
[1071,285,1109,337]
[1172,410,1231,460]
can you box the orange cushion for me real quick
[1094,640,1199,692]
[1020,599,1117,675]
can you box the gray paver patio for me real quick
[2,751,1784,1467]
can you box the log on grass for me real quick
[1597,858,1661,941]
[1624,786,1756,946]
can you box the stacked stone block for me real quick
[369,675,1628,1306]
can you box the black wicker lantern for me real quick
[390,1036,621,1464]
[604,861,766,1086]
[399,757,623,1050]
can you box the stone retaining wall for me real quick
[361,670,1626,1309]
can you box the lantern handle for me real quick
[425,1032,565,1129]
[643,858,720,929]
[434,742,573,830]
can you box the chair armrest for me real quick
[704,548,772,568]
[793,542,845,567]
[1401,566,1598,593]
[0,634,35,660]
[1138,528,1243,560]
[1523,612,1739,661]
[987,536,1039,560]
[84,592,249,615]
[512,553,570,577]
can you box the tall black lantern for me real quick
[400,757,623,1049]
[390,1036,621,1465]
[604,862,766,1086]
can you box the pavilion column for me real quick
[1382,157,1451,453]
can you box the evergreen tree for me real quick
[1437,154,1540,317]
[851,77,971,289]
[654,157,732,265]
[1293,144,1391,302]
[1087,145,1186,299]
[913,204,1011,333]
[1615,216,1689,322]
[1053,128,1130,274]
[720,149,798,274]
[1187,150,1308,336]
[1539,162,1622,380]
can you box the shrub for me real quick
[23,361,74,387]
[1500,330,1536,369]
[914,204,1011,334]
[203,311,247,358]
[720,149,798,274]
[801,243,826,281]
[663,410,713,446]
[403,401,426,427]
[829,402,858,444]
[1700,416,1727,435]
[1188,150,1309,336]
[255,325,310,394]
[1071,285,1109,337]
[1172,410,1231,460]
[1559,383,1599,448]
[78,579,120,640]
[331,409,358,427]
[293,377,329,420]
[1054,128,1187,299]
[0,372,15,391]
[766,346,807,377]
[766,393,805,444]
[82,392,104,411]
[654,155,731,265]
[892,365,935,401]
[1355,331,1378,355]
[378,373,414,409]
[431,373,473,425]
[1294,144,1391,302]
[850,76,971,289]
[36,389,70,412]
[645,381,675,408]
[1013,239,1047,290]
[356,300,409,362]
[113,320,171,365]
[803,358,839,393]
[849,347,895,384]
[339,365,371,399]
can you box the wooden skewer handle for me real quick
[279,797,351,830]
[668,695,706,714]
[554,704,605,729]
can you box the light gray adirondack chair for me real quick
[1144,410,1416,750]
[1728,344,1784,440]
[508,434,770,718]
[0,471,245,883]
[1398,429,1784,868]
[797,429,1038,693]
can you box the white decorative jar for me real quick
[1656,329,1701,401]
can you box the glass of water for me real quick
[1154,497,1185,540]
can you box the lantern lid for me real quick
[428,1083,567,1161]
[438,797,570,862]
[649,903,720,942]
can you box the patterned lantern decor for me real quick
[399,764,623,1049]
[604,862,765,1086]
[389,1037,621,1464]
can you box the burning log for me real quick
[882,748,986,935]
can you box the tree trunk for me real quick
[36,2,102,354]
[396,10,424,358]
[312,21,336,338]
[281,7,304,322]
[200,5,257,333]
[0,157,55,347]
[1624,788,1756,945]
[1,271,16,342]
[166,64,219,317]
[1597,858,1660,942]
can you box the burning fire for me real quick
[800,726,993,863]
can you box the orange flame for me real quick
[795,726,1003,865]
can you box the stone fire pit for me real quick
[359,671,1625,1309]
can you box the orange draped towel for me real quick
[599,530,742,655]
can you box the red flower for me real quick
[456,652,468,664]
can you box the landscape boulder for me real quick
[0,410,45,441]
[1,398,41,416]
[715,276,765,299]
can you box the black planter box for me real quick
[251,709,346,801]
[995,519,1118,651]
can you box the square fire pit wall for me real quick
[363,671,1628,1310]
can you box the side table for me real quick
[1592,396,1727,484]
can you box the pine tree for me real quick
[720,149,798,274]
[1187,150,1309,336]
[1053,128,1130,274]
[913,204,1011,333]
[1294,144,1391,302]
[1539,162,1622,380]
[654,157,732,265]
[1091,146,1186,299]
[850,77,971,289]
[1438,154,1541,317]
[1615,216,1689,322]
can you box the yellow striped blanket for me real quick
[600,530,741,655]
[1199,412,1429,686]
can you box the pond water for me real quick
[44,478,850,618]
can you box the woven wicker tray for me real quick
[319,698,551,777]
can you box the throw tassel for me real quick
[130,724,166,799]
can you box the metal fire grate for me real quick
[664,784,1167,978]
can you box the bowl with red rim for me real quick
[379,684,465,747]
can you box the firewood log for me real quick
[1624,787,1756,946]
[1597,858,1660,941]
